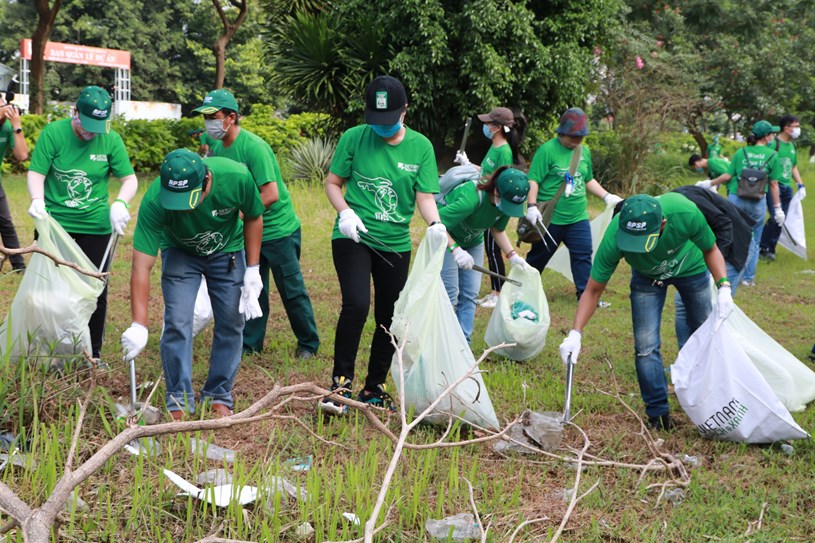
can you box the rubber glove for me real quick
[559,329,582,366]
[239,265,263,320]
[717,285,734,320]
[110,200,130,236]
[509,253,528,270]
[797,183,806,200]
[525,205,542,225]
[603,194,623,207]
[28,198,46,219]
[773,206,785,226]
[338,208,367,243]
[427,222,447,236]
[452,247,474,269]
[454,150,470,166]
[122,323,148,362]
[696,179,713,190]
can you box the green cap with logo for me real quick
[616,194,663,253]
[495,168,530,218]
[751,120,780,138]
[159,149,207,210]
[76,86,112,134]
[193,89,239,115]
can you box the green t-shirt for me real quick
[591,192,716,283]
[329,124,439,252]
[767,139,798,186]
[725,145,782,195]
[481,144,512,178]
[528,137,595,225]
[0,120,14,184]
[198,132,217,148]
[439,181,509,248]
[133,157,264,257]
[209,129,300,241]
[707,156,729,179]
[28,118,134,235]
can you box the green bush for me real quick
[289,137,336,185]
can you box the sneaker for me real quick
[295,348,316,360]
[358,384,397,412]
[808,352,815,363]
[478,293,498,308]
[318,376,352,415]
[647,414,674,432]
[741,279,756,287]
[759,250,776,262]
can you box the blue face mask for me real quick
[483,124,495,140]
[695,167,704,172]
[371,122,402,138]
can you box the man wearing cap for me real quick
[194,89,320,359]
[26,85,137,361]
[698,120,783,290]
[524,107,623,300]
[0,96,29,272]
[558,193,733,431]
[121,149,264,420]
[438,166,529,342]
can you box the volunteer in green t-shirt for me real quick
[193,89,319,358]
[121,150,264,420]
[688,153,729,182]
[701,120,783,289]
[454,106,526,308]
[759,114,807,261]
[525,108,623,300]
[319,76,444,415]
[26,86,138,361]
[439,166,529,342]
[0,97,29,272]
[558,193,733,431]
[188,128,215,156]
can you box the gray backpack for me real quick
[737,149,775,200]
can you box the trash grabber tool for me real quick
[782,223,798,246]
[359,231,403,257]
[533,219,557,250]
[459,118,472,153]
[99,232,120,279]
[562,356,575,424]
[472,264,522,287]
[129,355,138,411]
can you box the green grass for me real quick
[1,163,815,542]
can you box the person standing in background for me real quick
[0,97,29,272]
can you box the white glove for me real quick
[427,222,447,236]
[717,285,734,320]
[122,322,148,362]
[603,193,623,207]
[28,198,46,219]
[509,253,528,270]
[525,205,542,225]
[696,179,713,191]
[239,265,263,320]
[109,200,130,236]
[559,329,582,366]
[454,150,470,166]
[452,247,474,269]
[798,184,806,200]
[338,208,367,243]
[773,207,785,226]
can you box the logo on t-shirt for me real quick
[211,207,235,217]
[357,174,405,223]
[53,168,95,208]
[180,231,225,255]
[397,162,419,173]
[90,154,108,162]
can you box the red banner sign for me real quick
[20,39,131,70]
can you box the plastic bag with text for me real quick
[671,313,809,443]
[778,189,806,260]
[390,227,499,430]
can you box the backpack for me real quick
[435,164,482,205]
[737,148,775,200]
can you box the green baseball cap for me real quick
[751,120,780,138]
[495,168,530,218]
[193,89,239,115]
[76,86,112,134]
[159,149,207,210]
[616,194,663,253]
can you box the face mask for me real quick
[205,118,231,140]
[791,127,801,139]
[72,115,96,141]
[696,167,704,173]
[483,124,495,140]
[370,122,402,138]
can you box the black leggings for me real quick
[70,233,112,359]
[331,238,410,390]
[483,229,505,292]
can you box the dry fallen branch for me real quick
[0,241,108,280]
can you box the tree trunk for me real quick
[30,0,63,114]
[213,38,227,89]
[210,0,248,90]
[690,130,708,157]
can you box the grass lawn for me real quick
[1,164,815,542]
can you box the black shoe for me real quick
[647,414,674,432]
[808,352,815,363]
[357,384,397,412]
[758,250,776,262]
[295,348,316,360]
[318,376,352,415]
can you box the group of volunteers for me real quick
[6,75,807,430]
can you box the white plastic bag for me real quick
[671,313,809,443]
[484,265,550,361]
[548,204,615,282]
[0,216,105,359]
[778,190,806,259]
[193,277,214,336]
[390,227,499,430]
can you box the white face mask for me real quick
[791,127,801,139]
[205,117,232,140]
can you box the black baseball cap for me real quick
[364,76,407,125]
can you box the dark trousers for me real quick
[525,219,593,299]
[483,229,505,292]
[759,183,793,254]
[70,233,112,359]
[0,186,25,270]
[331,238,410,391]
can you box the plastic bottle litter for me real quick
[780,444,794,456]
[342,512,361,526]
[295,522,315,539]
[189,437,235,463]
[425,513,481,540]
[493,410,563,454]
[680,454,701,468]
[196,469,232,486]
[664,487,685,505]
[560,488,575,503]
[284,455,312,472]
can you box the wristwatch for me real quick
[14,127,22,134]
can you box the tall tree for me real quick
[211,0,248,89]
[30,0,63,113]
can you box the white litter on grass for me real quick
[295,522,315,539]
[342,512,361,526]
[163,468,258,507]
[425,513,481,540]
[0,451,34,470]
[189,437,235,463]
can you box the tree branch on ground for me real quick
[0,241,108,280]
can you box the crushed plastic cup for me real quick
[780,443,794,456]
[190,437,235,463]
[680,454,701,468]
[425,513,481,540]
[664,487,685,505]
[493,410,563,454]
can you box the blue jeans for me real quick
[441,242,485,342]
[526,219,592,299]
[727,193,765,283]
[161,248,246,413]
[759,183,793,254]
[630,270,712,417]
